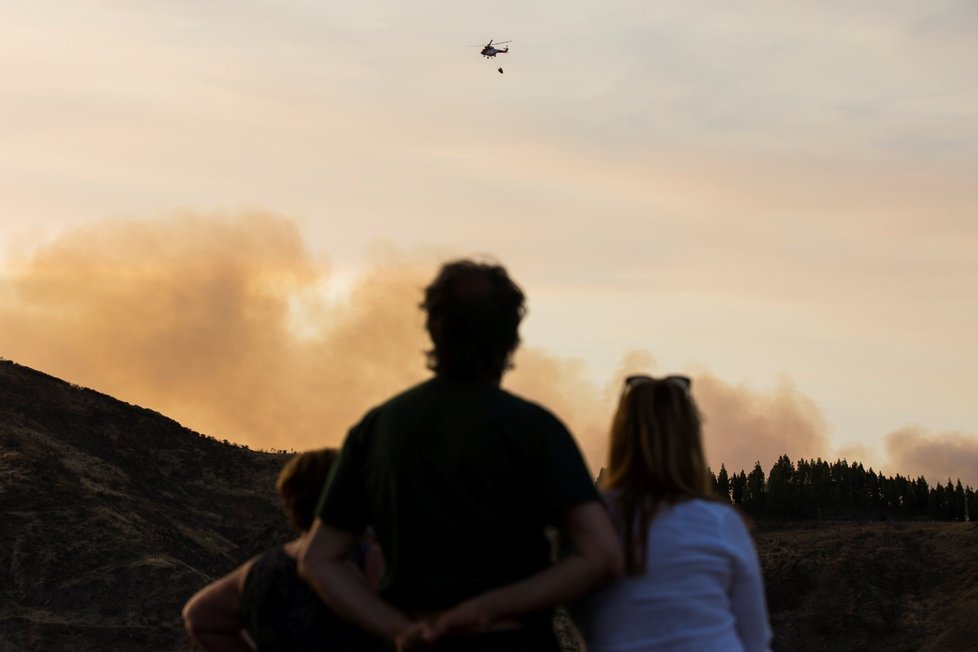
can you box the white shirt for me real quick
[577,498,772,652]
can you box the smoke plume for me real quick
[1,212,840,476]
[885,426,978,487]
[693,373,831,475]
[0,213,434,449]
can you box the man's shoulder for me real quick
[500,389,573,438]
[496,386,568,429]
[363,377,439,413]
[356,377,571,437]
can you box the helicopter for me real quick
[475,39,511,58]
[472,39,511,74]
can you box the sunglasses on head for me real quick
[624,374,692,393]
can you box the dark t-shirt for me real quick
[316,375,599,611]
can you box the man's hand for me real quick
[425,596,495,641]
[394,621,433,651]
[396,500,621,647]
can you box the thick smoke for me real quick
[2,213,840,476]
[693,373,831,475]
[0,213,436,449]
[885,427,978,487]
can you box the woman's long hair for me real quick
[602,377,717,575]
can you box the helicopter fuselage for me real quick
[481,46,508,58]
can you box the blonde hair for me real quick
[602,378,716,575]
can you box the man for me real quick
[300,259,621,651]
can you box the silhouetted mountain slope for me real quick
[0,359,291,651]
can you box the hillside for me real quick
[0,359,291,651]
[756,520,978,651]
[2,359,977,651]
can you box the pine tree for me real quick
[953,480,966,521]
[929,482,946,519]
[746,462,766,515]
[853,463,867,508]
[866,469,880,510]
[914,476,929,514]
[767,455,796,518]
[731,471,747,505]
[717,464,731,502]
[943,481,953,519]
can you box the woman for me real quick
[577,375,772,652]
[182,449,383,652]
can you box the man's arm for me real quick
[298,519,414,643]
[423,500,622,641]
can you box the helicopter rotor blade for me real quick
[469,39,512,47]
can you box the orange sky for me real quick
[1,2,976,484]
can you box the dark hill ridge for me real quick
[0,359,291,651]
[3,358,978,651]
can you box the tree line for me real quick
[709,455,975,521]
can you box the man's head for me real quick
[421,259,526,380]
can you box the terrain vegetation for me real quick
[0,359,291,651]
[1,359,976,651]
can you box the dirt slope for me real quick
[0,359,291,651]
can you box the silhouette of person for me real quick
[183,449,384,651]
[575,375,772,652]
[299,259,622,651]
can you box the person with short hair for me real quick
[183,448,383,652]
[575,375,772,652]
[299,259,622,651]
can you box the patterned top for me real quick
[240,542,381,652]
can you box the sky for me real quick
[1,1,977,484]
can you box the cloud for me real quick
[885,426,978,487]
[691,373,831,475]
[833,442,875,467]
[0,213,841,477]
[507,349,608,466]
[514,351,833,476]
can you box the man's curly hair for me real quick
[421,260,526,380]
